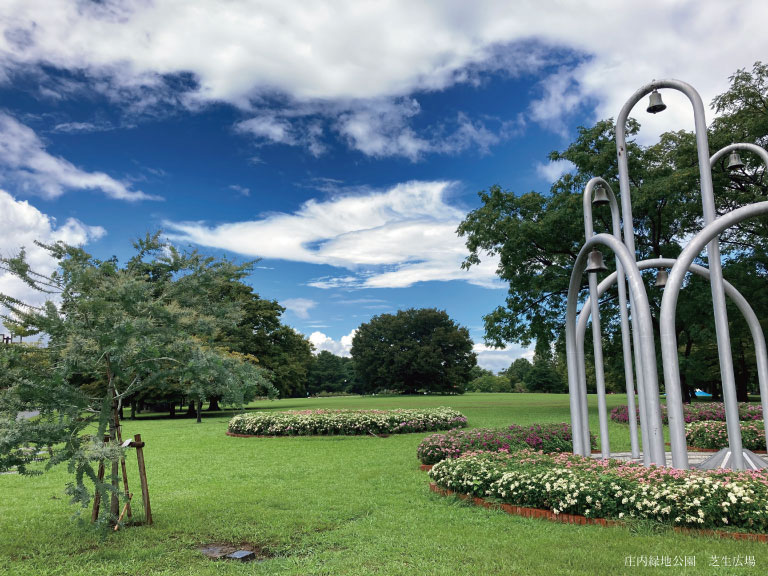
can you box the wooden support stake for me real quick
[91,434,109,523]
[134,434,152,525]
[114,412,132,519]
[113,494,133,531]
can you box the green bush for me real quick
[228,407,467,436]
[686,420,766,450]
[430,450,768,532]
[417,423,594,465]
[466,374,512,393]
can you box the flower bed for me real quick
[417,423,594,465]
[429,450,768,532]
[227,407,467,436]
[610,402,762,424]
[686,420,767,451]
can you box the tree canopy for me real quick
[350,308,476,394]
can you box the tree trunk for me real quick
[207,397,220,411]
[106,361,120,521]
[196,400,203,423]
[186,400,196,417]
[169,402,176,418]
[735,339,749,402]
[130,400,136,420]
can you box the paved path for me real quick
[595,451,713,466]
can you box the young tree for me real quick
[0,235,276,523]
[351,308,476,394]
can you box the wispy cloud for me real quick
[281,298,317,319]
[0,113,160,201]
[0,190,105,333]
[473,342,534,373]
[228,184,250,197]
[52,121,115,134]
[164,181,503,289]
[535,159,575,182]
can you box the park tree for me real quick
[307,350,353,395]
[351,308,476,394]
[0,235,276,523]
[503,357,533,392]
[458,62,768,399]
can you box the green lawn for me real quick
[2,393,767,575]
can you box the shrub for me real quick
[228,407,467,436]
[466,374,513,393]
[429,450,768,532]
[417,423,594,465]
[686,420,767,451]
[611,402,762,424]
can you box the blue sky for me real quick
[0,1,766,371]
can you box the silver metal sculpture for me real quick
[568,78,768,469]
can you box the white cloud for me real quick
[0,113,159,201]
[0,190,105,334]
[473,342,534,373]
[535,159,575,183]
[281,298,316,319]
[164,180,503,289]
[52,121,114,134]
[1,1,763,148]
[309,329,357,357]
[228,184,250,197]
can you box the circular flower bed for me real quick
[610,402,762,424]
[417,423,594,465]
[228,407,467,436]
[686,420,767,451]
[429,450,768,532]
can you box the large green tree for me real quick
[0,235,276,523]
[351,308,476,394]
[458,62,768,399]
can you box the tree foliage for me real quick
[351,308,476,394]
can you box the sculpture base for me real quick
[695,448,768,470]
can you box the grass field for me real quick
[2,393,767,575]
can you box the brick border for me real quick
[428,483,768,542]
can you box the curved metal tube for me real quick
[617,79,741,468]
[566,234,665,464]
[581,178,639,458]
[661,201,768,468]
[711,143,768,167]
[578,258,768,464]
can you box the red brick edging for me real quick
[428,482,768,542]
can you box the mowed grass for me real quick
[1,393,767,575]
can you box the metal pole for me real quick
[709,144,768,450]
[582,181,610,458]
[616,91,656,466]
[566,234,665,465]
[616,78,745,468]
[590,178,640,458]
[660,201,768,468]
